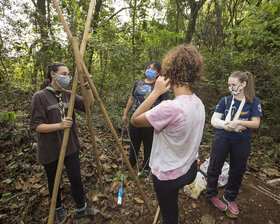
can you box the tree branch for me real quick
[175,0,189,19]
[108,7,131,20]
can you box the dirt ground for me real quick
[1,138,279,224]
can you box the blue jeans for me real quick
[206,136,251,201]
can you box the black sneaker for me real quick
[143,169,150,178]
[75,203,100,219]
[55,205,67,223]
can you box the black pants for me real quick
[152,160,197,224]
[43,151,85,209]
[206,136,251,201]
[128,122,154,170]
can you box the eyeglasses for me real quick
[54,72,72,79]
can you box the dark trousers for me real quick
[152,160,197,224]
[206,136,251,201]
[43,151,85,209]
[128,122,154,170]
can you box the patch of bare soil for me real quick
[1,134,279,224]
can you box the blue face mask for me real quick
[145,69,157,80]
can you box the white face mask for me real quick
[55,74,71,89]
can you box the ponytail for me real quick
[40,62,66,90]
[243,71,255,103]
[40,79,50,90]
[230,71,255,103]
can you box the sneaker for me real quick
[55,205,67,223]
[209,196,227,212]
[143,169,150,178]
[223,196,239,215]
[75,203,100,219]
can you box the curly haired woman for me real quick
[131,45,205,224]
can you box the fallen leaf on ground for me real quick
[134,197,144,204]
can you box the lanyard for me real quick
[225,96,245,122]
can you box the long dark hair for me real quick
[40,62,66,90]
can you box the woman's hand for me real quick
[122,114,127,123]
[153,76,171,96]
[60,117,73,129]
[225,120,239,132]
[235,124,246,132]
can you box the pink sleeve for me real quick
[145,100,174,132]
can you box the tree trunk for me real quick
[185,0,206,43]
[32,0,50,81]
[131,0,137,82]
[87,0,103,73]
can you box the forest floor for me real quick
[0,84,280,224]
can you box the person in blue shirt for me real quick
[122,62,169,177]
[206,71,263,216]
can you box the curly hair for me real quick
[162,44,204,87]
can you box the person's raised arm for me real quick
[131,77,170,127]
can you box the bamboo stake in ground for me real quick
[71,37,104,192]
[48,0,100,223]
[153,206,160,224]
[78,0,104,192]
[47,49,79,224]
[53,0,103,192]
[52,0,152,215]
[80,59,152,214]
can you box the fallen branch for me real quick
[257,185,280,201]
[153,206,160,224]
[249,184,280,204]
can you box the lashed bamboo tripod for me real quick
[48,0,152,223]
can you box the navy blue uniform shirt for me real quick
[215,95,263,139]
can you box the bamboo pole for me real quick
[80,58,152,214]
[47,42,79,224]
[48,1,101,223]
[71,37,104,193]
[73,0,104,192]
[52,0,152,216]
[52,0,102,192]
[153,206,160,224]
[80,0,95,56]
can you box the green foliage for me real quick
[228,0,280,51]
[1,112,16,125]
